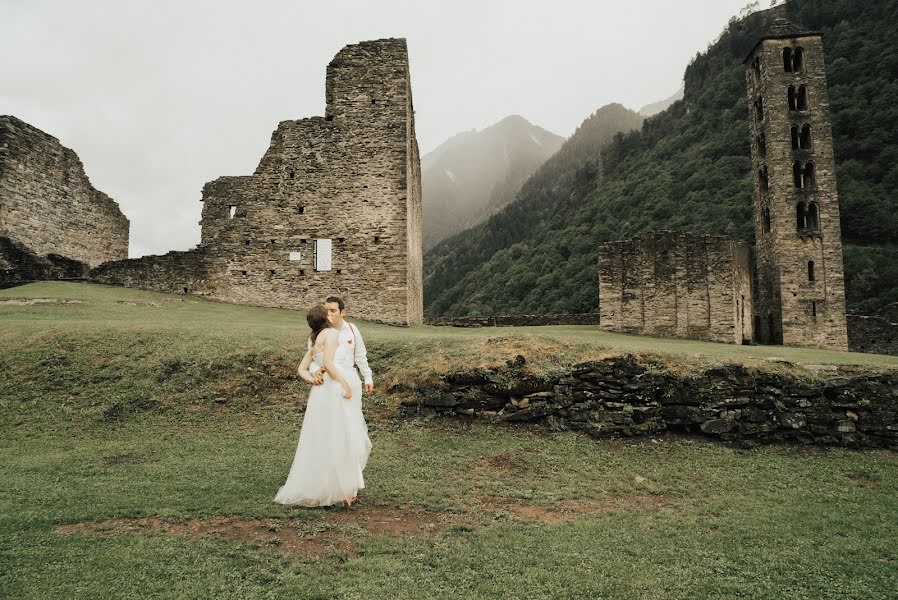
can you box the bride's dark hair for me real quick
[307,305,330,344]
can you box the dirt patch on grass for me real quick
[473,449,538,476]
[55,504,456,559]
[101,453,144,467]
[55,492,670,560]
[474,491,671,524]
[0,298,83,306]
[852,476,877,488]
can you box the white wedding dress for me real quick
[274,343,371,507]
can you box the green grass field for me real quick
[1,282,896,599]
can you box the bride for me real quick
[274,305,371,507]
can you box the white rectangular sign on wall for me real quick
[288,251,302,262]
[313,239,332,271]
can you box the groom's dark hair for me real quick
[325,296,345,310]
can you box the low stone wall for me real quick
[0,235,88,288]
[402,355,898,449]
[424,313,600,327]
[89,248,212,296]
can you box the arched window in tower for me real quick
[757,133,766,157]
[808,260,815,282]
[796,201,807,230]
[755,96,764,122]
[803,162,816,188]
[791,125,799,149]
[807,202,819,230]
[759,165,769,191]
[788,85,797,111]
[797,85,809,111]
[793,47,804,72]
[800,124,812,149]
[793,161,803,188]
[752,56,762,82]
[783,47,793,72]
[763,207,771,232]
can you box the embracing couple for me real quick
[273,296,373,508]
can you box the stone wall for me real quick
[745,23,849,350]
[89,248,212,296]
[0,116,129,267]
[89,39,423,325]
[404,355,898,449]
[598,231,753,344]
[0,235,88,288]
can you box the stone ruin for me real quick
[91,38,423,325]
[0,115,129,277]
[598,231,753,345]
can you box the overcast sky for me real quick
[2,0,755,257]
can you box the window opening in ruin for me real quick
[797,85,808,111]
[807,202,819,230]
[245,240,250,245]
[288,170,294,179]
[808,260,815,282]
[371,98,376,105]
[757,133,766,157]
[270,239,276,246]
[336,269,342,274]
[800,125,811,149]
[763,207,771,232]
[803,162,815,188]
[791,126,799,149]
[228,205,237,219]
[793,47,804,72]
[752,56,761,81]
[374,235,381,244]
[754,315,762,339]
[313,239,332,272]
[788,86,797,111]
[298,205,305,214]
[289,251,302,261]
[759,166,769,191]
[183,287,188,294]
[241,270,247,276]
[811,301,817,317]
[783,47,793,72]
[270,269,275,275]
[300,238,307,244]
[796,201,807,229]
[299,269,305,276]
[337,237,345,244]
[793,162,803,188]
[755,96,764,121]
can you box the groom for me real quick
[309,296,374,393]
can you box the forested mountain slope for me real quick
[423,0,898,317]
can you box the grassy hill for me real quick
[2,282,897,599]
[423,0,898,317]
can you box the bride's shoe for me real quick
[343,495,357,507]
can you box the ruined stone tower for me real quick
[92,38,423,325]
[197,38,423,325]
[744,20,848,350]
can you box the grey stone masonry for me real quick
[195,38,423,325]
[744,20,849,350]
[0,116,129,267]
[91,39,423,325]
[598,231,753,344]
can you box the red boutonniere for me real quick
[348,339,353,345]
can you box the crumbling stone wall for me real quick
[192,38,423,325]
[744,22,848,350]
[0,116,128,267]
[598,231,753,344]
[404,355,898,449]
[93,39,422,325]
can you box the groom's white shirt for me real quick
[309,321,373,385]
